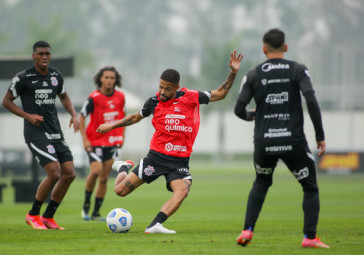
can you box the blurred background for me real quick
[0,0,363,177]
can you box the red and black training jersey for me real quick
[80,89,125,146]
[140,88,210,158]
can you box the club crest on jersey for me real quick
[51,77,58,86]
[47,145,55,154]
[144,165,155,176]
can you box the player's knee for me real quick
[99,175,108,184]
[47,171,61,184]
[62,171,76,184]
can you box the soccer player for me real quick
[79,66,126,221]
[234,28,329,248]
[97,50,244,234]
[2,41,79,230]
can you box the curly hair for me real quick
[93,66,122,89]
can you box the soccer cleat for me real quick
[236,229,253,246]
[112,160,134,174]
[81,209,90,220]
[91,214,106,221]
[301,235,329,248]
[145,223,176,234]
[26,213,47,230]
[40,216,65,230]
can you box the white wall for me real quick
[0,111,363,163]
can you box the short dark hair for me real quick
[263,28,285,50]
[160,69,180,85]
[33,41,51,52]
[93,66,122,89]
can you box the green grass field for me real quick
[0,163,363,255]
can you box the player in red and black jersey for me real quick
[2,41,79,230]
[79,67,126,221]
[234,29,329,248]
[97,50,243,233]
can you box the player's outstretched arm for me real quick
[97,111,144,134]
[210,50,244,102]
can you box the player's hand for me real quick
[70,115,80,133]
[229,50,244,73]
[26,114,44,127]
[316,140,326,156]
[97,124,112,134]
[83,139,92,153]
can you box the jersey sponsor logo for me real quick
[265,145,293,152]
[50,72,59,76]
[109,136,123,144]
[164,117,192,133]
[103,111,119,124]
[264,113,290,121]
[10,77,19,95]
[165,142,187,152]
[42,81,48,87]
[35,89,56,106]
[265,78,290,85]
[293,167,309,180]
[26,73,36,77]
[47,144,56,154]
[32,80,39,84]
[261,79,267,86]
[50,77,58,86]
[165,114,185,119]
[173,101,180,104]
[45,132,61,140]
[255,163,273,175]
[107,100,115,109]
[177,168,190,174]
[264,128,291,138]
[174,107,180,112]
[62,140,69,148]
[262,63,290,72]
[144,165,155,176]
[265,92,288,104]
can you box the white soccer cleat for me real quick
[112,160,134,174]
[145,223,176,234]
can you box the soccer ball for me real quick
[106,208,133,233]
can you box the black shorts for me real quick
[132,150,192,192]
[27,139,73,167]
[253,143,318,186]
[87,146,118,163]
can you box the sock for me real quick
[117,165,130,174]
[305,232,316,239]
[243,226,254,232]
[147,211,168,228]
[92,197,104,216]
[83,190,92,214]
[29,199,43,215]
[42,199,60,218]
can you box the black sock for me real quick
[83,190,92,214]
[305,232,316,239]
[29,199,43,215]
[117,165,130,174]
[42,199,60,218]
[147,211,168,228]
[92,197,104,216]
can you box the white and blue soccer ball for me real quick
[106,208,133,233]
